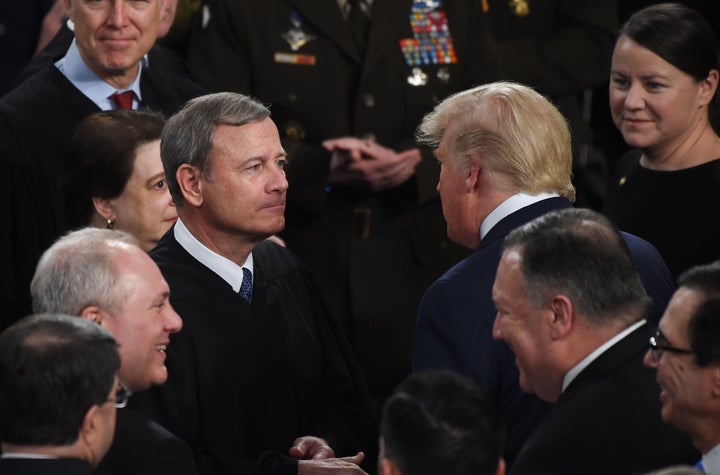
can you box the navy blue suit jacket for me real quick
[412,197,675,466]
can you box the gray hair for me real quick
[161,92,271,206]
[417,81,575,201]
[31,228,140,316]
[503,208,650,327]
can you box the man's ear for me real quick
[80,306,105,325]
[92,196,115,222]
[379,458,403,475]
[711,366,720,398]
[79,397,114,469]
[79,403,102,466]
[465,163,482,193]
[549,294,574,340]
[495,458,507,475]
[176,164,204,207]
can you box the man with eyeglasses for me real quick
[645,260,720,475]
[491,208,698,475]
[30,228,198,475]
[0,313,121,474]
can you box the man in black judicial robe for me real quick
[130,92,374,475]
[0,0,204,331]
[186,0,499,411]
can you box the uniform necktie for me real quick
[239,267,253,303]
[348,0,370,50]
[109,91,135,110]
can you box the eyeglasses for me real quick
[648,329,693,363]
[107,385,132,409]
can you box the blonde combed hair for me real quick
[417,81,575,201]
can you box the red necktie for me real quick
[109,91,135,110]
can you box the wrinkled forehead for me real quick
[660,287,706,343]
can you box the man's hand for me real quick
[289,436,335,460]
[297,452,367,475]
[323,137,421,192]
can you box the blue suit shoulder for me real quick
[620,231,675,325]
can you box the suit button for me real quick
[362,93,375,108]
[287,92,298,103]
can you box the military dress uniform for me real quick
[187,0,497,410]
[485,0,619,208]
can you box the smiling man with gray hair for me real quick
[31,228,196,475]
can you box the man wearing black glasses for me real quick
[30,228,198,475]
[0,314,121,475]
[645,261,720,475]
[491,208,698,475]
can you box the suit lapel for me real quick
[288,0,362,62]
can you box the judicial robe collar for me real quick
[173,218,254,293]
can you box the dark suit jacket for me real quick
[0,457,92,475]
[0,63,205,331]
[510,323,698,475]
[186,0,498,407]
[96,406,197,475]
[412,197,676,466]
[131,232,375,475]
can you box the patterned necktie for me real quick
[348,0,370,50]
[109,91,135,110]
[239,267,253,303]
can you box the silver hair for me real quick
[31,228,140,316]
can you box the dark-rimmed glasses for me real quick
[648,329,692,363]
[108,385,132,409]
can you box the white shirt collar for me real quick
[1,453,58,459]
[562,320,646,393]
[55,39,144,111]
[480,192,559,240]
[703,443,720,474]
[173,218,253,293]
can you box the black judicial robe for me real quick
[131,231,375,475]
[0,65,205,330]
[187,0,498,409]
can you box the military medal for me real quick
[281,10,316,51]
[508,0,529,17]
[407,67,428,86]
[437,66,450,83]
[399,0,457,81]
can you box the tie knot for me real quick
[239,267,253,303]
[109,91,135,110]
[347,0,369,49]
